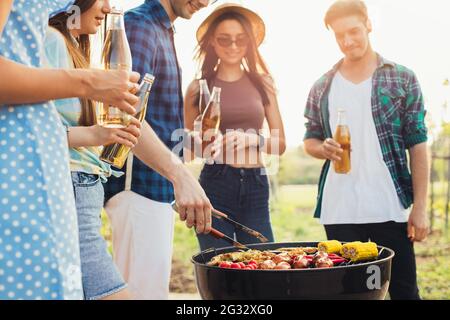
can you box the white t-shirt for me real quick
[320,72,409,225]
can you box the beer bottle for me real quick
[100,74,155,169]
[333,109,351,174]
[201,87,221,156]
[198,79,211,114]
[98,7,133,128]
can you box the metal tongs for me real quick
[171,201,269,249]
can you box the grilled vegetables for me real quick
[209,241,379,270]
[344,242,378,262]
[318,240,343,254]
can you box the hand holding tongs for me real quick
[171,201,269,249]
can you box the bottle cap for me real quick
[143,73,155,83]
[110,7,124,14]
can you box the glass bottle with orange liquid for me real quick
[198,79,211,115]
[333,109,351,174]
[97,7,133,128]
[201,87,221,157]
[100,74,155,168]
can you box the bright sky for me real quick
[120,0,450,147]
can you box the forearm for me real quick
[132,121,186,184]
[67,126,98,148]
[0,57,88,105]
[263,134,286,155]
[304,138,326,159]
[409,142,429,210]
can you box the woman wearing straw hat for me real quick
[185,3,286,250]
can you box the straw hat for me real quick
[196,3,266,47]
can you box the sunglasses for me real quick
[215,37,249,48]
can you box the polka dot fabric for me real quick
[0,0,82,300]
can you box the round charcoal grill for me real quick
[191,242,395,300]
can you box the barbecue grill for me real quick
[191,241,394,300]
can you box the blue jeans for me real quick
[71,172,127,300]
[197,164,274,251]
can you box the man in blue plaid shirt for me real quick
[103,0,216,299]
[303,0,429,299]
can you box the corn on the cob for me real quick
[318,240,342,254]
[348,242,378,262]
[340,241,362,258]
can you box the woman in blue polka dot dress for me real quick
[0,0,140,299]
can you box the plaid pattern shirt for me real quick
[103,0,183,203]
[304,54,428,218]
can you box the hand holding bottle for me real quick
[321,137,343,162]
[91,116,141,148]
[82,69,140,115]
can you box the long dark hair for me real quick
[195,11,272,106]
[49,0,97,126]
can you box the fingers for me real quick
[128,116,141,128]
[114,100,136,115]
[177,204,187,221]
[175,198,212,234]
[194,203,205,234]
[185,207,195,229]
[124,92,140,109]
[193,200,213,234]
[414,226,429,242]
[323,138,343,161]
[407,221,415,242]
[129,71,141,83]
[112,130,138,147]
[128,82,140,95]
[204,203,212,234]
[122,125,141,140]
[325,138,341,148]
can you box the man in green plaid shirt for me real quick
[303,0,429,299]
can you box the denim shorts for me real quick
[71,172,127,300]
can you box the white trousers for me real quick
[105,191,175,300]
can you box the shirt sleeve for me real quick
[47,0,75,18]
[43,27,77,128]
[125,13,158,81]
[402,70,428,148]
[43,27,71,69]
[303,83,325,141]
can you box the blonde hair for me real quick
[324,0,368,29]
